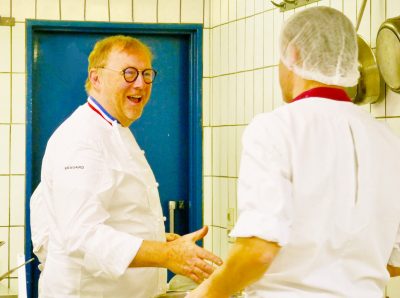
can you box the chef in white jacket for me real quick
[31,35,222,298]
[188,6,400,298]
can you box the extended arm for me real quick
[187,237,280,298]
[130,226,223,283]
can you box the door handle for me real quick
[168,200,185,234]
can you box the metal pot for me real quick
[376,16,400,93]
[346,35,381,105]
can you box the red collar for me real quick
[292,87,351,103]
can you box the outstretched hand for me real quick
[165,226,223,283]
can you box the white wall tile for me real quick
[254,68,263,116]
[220,228,228,260]
[9,227,24,278]
[11,23,25,73]
[0,125,10,174]
[0,228,9,277]
[0,27,11,72]
[246,0,254,17]
[203,127,212,176]
[370,0,385,48]
[236,19,245,72]
[220,24,229,74]
[11,74,25,124]
[371,96,386,118]
[0,177,9,226]
[12,0,35,21]
[220,127,228,176]
[212,226,221,257]
[203,29,211,76]
[203,225,212,251]
[236,0,245,19]
[61,0,85,21]
[264,0,274,10]
[110,0,132,22]
[9,279,18,294]
[86,0,109,21]
[212,128,220,175]
[254,14,263,69]
[273,9,284,65]
[204,0,211,28]
[37,0,60,20]
[228,178,237,219]
[263,10,274,67]
[0,74,11,123]
[220,0,228,24]
[203,78,210,126]
[10,176,25,226]
[212,27,221,76]
[220,178,228,228]
[236,126,245,173]
[227,127,236,177]
[158,0,179,23]
[236,73,245,124]
[330,0,343,11]
[254,0,263,14]
[317,0,330,6]
[244,71,254,124]
[211,0,220,27]
[387,277,400,298]
[273,66,284,108]
[228,22,237,73]
[0,0,10,17]
[343,0,357,25]
[211,77,220,125]
[387,0,400,19]
[203,177,212,226]
[220,76,229,125]
[245,17,254,70]
[386,88,400,117]
[386,118,400,137]
[356,0,371,45]
[228,0,237,21]
[182,0,203,23]
[264,67,274,112]
[212,177,221,226]
[10,124,25,174]
[227,74,237,125]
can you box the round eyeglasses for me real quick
[99,66,157,84]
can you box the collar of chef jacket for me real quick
[292,87,352,103]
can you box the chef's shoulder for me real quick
[46,104,111,150]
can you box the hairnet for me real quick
[280,6,359,87]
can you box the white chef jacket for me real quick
[230,88,400,298]
[35,97,167,298]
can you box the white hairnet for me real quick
[280,6,359,87]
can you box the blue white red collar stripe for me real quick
[292,87,352,103]
[87,96,119,125]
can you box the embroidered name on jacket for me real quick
[64,165,85,170]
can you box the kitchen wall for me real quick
[0,0,400,295]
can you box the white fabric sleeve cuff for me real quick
[83,227,143,280]
[229,210,290,246]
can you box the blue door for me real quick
[26,21,203,298]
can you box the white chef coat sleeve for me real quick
[230,114,293,246]
[388,225,400,267]
[30,182,48,269]
[44,139,142,280]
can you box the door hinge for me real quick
[0,16,15,26]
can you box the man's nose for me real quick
[132,72,145,88]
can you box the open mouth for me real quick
[127,95,142,104]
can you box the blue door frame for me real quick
[25,20,203,298]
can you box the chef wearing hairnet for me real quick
[188,6,400,298]
[30,35,222,298]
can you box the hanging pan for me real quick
[376,16,400,93]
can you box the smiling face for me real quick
[90,48,153,127]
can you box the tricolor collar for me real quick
[292,87,352,103]
[87,96,120,126]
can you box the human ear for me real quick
[89,68,101,91]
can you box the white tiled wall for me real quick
[1,0,400,295]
